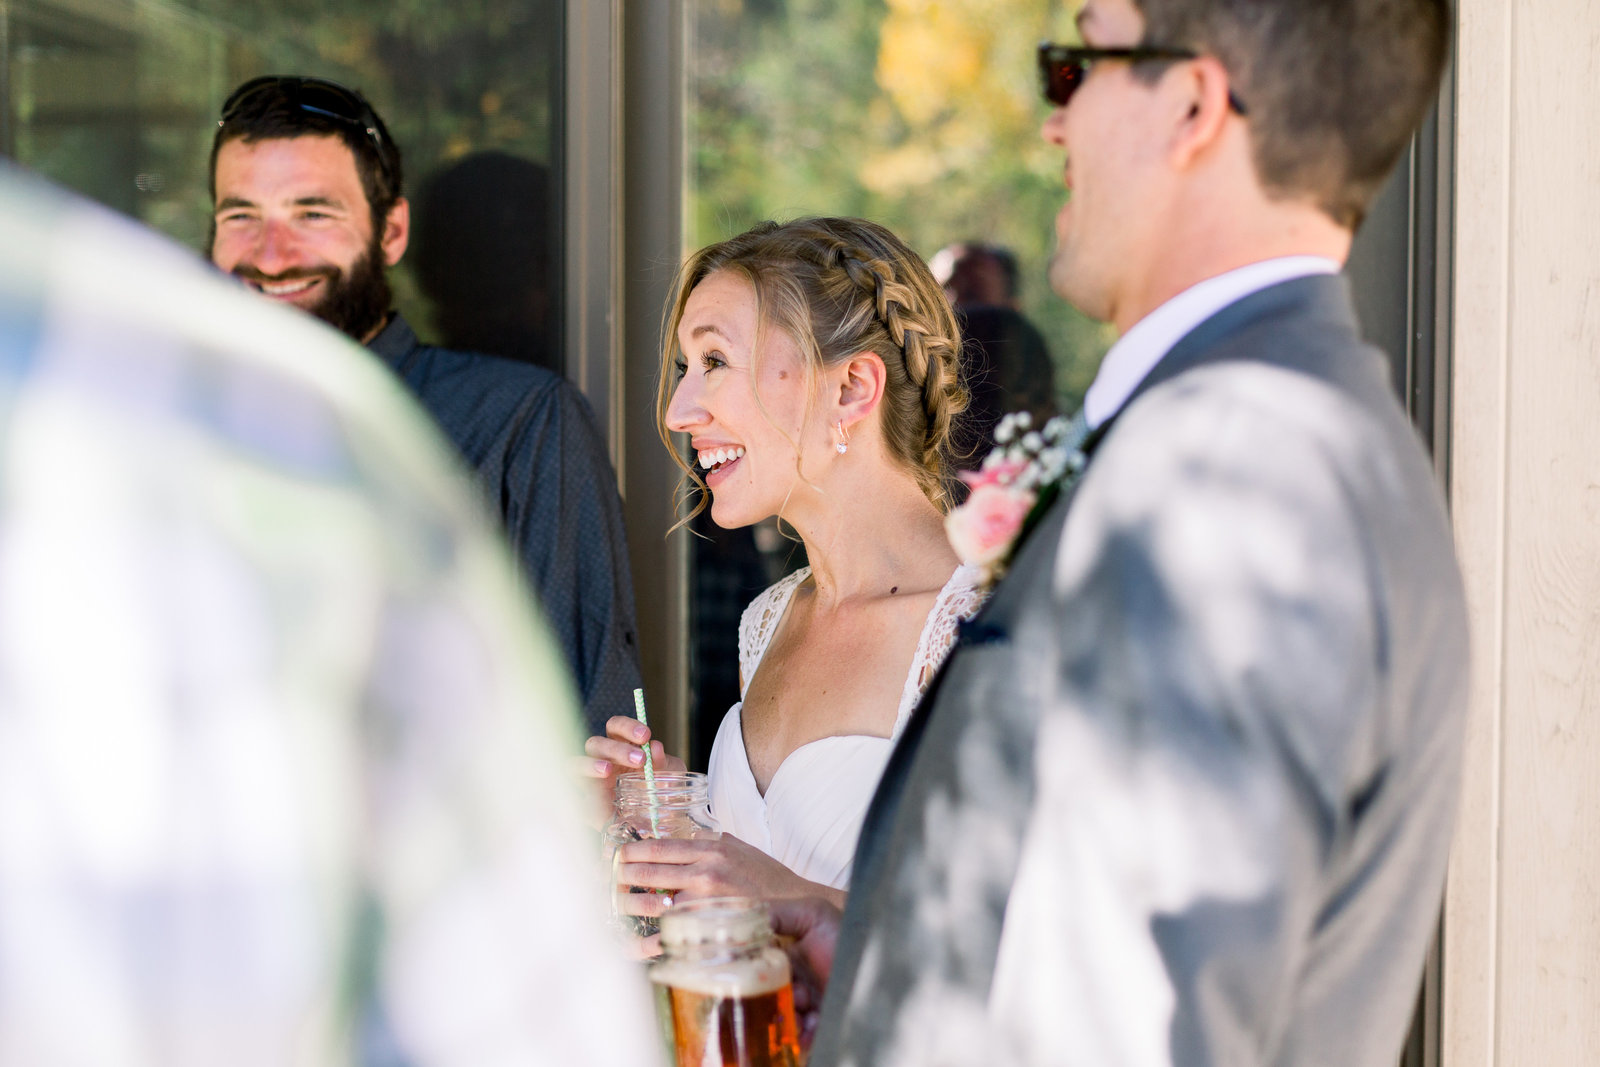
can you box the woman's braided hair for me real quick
[657,217,968,515]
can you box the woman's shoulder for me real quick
[741,567,811,629]
[930,563,989,647]
[925,562,989,633]
[900,563,990,711]
[737,567,812,687]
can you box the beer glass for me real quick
[650,897,801,1067]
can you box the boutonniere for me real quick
[944,411,1087,587]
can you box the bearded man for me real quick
[208,76,641,733]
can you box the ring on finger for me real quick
[661,893,674,909]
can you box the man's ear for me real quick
[379,197,410,266]
[1168,56,1235,169]
[834,350,888,428]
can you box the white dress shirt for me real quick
[1083,256,1341,429]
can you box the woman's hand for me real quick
[584,715,688,776]
[577,716,687,822]
[613,834,847,913]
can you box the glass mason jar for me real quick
[602,771,718,938]
[649,897,801,1067]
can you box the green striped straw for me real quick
[632,687,660,837]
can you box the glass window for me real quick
[686,0,1110,413]
[2,0,565,371]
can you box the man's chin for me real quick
[1048,249,1111,323]
[304,297,347,328]
[1046,248,1081,303]
[310,302,386,342]
[313,267,391,341]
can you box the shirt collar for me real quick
[364,311,414,368]
[1082,256,1340,429]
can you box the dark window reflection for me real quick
[411,152,559,374]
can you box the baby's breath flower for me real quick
[954,408,1091,590]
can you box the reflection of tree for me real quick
[6,0,564,339]
[187,0,560,169]
[690,0,1111,410]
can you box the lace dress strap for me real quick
[736,566,811,699]
[892,563,989,735]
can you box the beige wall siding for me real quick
[1445,0,1600,1062]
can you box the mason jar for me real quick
[602,771,718,938]
[649,897,801,1067]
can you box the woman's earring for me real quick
[834,420,850,454]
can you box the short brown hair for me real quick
[209,77,403,239]
[658,217,968,518]
[1135,0,1451,228]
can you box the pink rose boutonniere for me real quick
[946,479,1034,568]
[945,411,1087,587]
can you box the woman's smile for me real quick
[697,444,747,486]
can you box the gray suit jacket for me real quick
[810,275,1469,1067]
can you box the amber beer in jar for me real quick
[649,897,801,1067]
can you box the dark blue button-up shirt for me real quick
[369,314,642,734]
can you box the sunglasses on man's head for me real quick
[1037,42,1248,115]
[219,75,394,179]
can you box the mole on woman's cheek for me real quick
[778,371,788,380]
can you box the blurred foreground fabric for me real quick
[0,164,659,1067]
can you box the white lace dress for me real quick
[705,564,987,890]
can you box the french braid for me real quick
[822,235,967,508]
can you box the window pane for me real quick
[2,0,565,371]
[686,0,1110,410]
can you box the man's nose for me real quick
[247,218,301,275]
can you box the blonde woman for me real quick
[586,217,985,917]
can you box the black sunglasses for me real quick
[219,76,395,180]
[1037,42,1248,115]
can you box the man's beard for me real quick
[231,237,392,342]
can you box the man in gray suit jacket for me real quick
[778,0,1469,1064]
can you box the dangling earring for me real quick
[834,420,850,454]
